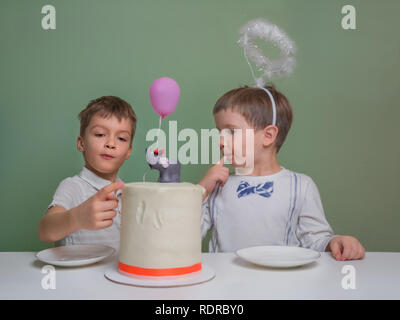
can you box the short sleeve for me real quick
[47,178,80,212]
[295,177,335,252]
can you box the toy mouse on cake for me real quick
[145,147,181,183]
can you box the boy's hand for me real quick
[327,235,365,261]
[71,181,124,230]
[198,157,229,201]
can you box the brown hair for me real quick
[78,96,137,146]
[213,84,293,153]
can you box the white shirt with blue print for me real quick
[201,167,335,252]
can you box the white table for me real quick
[0,252,399,300]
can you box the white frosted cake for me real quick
[118,182,204,277]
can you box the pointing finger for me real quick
[217,156,226,166]
[98,181,124,200]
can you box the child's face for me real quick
[214,109,263,168]
[77,114,132,178]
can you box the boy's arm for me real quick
[38,206,80,242]
[296,178,365,260]
[38,181,124,243]
[295,178,335,252]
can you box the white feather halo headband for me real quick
[238,18,297,126]
[238,18,296,86]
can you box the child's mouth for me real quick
[101,154,114,160]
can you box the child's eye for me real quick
[223,129,235,135]
[118,137,127,142]
[218,129,235,135]
[95,133,104,137]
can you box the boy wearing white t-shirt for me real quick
[199,85,365,261]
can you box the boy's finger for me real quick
[342,245,353,260]
[354,247,362,260]
[217,171,229,186]
[216,156,226,166]
[330,241,342,260]
[359,246,366,259]
[98,181,124,199]
[99,210,117,221]
[217,178,226,187]
[97,218,114,229]
[100,200,119,212]
[105,191,117,201]
[222,166,229,174]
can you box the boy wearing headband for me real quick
[199,85,365,261]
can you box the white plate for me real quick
[36,245,115,267]
[236,246,321,268]
[105,264,215,287]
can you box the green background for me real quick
[1,0,399,252]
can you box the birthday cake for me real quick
[118,181,204,277]
[117,78,205,278]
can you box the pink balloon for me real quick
[149,77,180,119]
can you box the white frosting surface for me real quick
[119,182,204,269]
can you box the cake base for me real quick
[104,263,215,287]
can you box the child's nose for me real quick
[219,135,224,148]
[105,139,116,149]
[219,134,232,148]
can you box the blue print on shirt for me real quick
[236,180,274,198]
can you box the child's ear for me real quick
[77,136,85,152]
[262,125,279,147]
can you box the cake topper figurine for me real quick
[144,77,181,183]
[145,147,181,183]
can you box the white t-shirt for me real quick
[201,167,335,252]
[47,166,122,250]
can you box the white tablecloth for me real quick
[0,252,399,299]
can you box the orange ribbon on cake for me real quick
[118,262,202,277]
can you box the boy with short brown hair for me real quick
[38,96,137,250]
[199,85,365,260]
